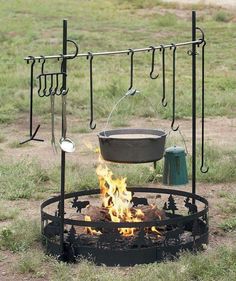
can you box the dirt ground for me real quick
[163,0,236,9]
[2,115,236,167]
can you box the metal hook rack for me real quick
[37,54,68,97]
[22,11,208,259]
[20,38,78,144]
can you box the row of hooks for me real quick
[37,73,68,97]
[86,42,198,132]
[36,54,68,97]
[26,39,78,97]
[86,45,169,130]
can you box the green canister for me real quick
[163,146,188,186]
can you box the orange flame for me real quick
[151,226,162,237]
[96,163,150,236]
[84,215,101,235]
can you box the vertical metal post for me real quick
[29,64,33,137]
[60,19,67,258]
[192,11,196,201]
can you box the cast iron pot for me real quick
[98,128,166,163]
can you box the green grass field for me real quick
[0,0,236,123]
[0,0,236,280]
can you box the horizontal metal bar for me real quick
[24,39,202,61]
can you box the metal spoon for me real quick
[59,92,75,153]
[59,137,75,153]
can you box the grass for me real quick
[217,190,230,198]
[8,140,32,148]
[0,0,235,126]
[1,219,235,281]
[111,117,130,128]
[0,143,235,201]
[0,204,19,221]
[216,191,236,232]
[0,134,6,143]
[7,246,236,281]
[0,252,6,262]
[0,219,41,252]
[219,217,236,232]
[0,159,50,200]
[0,157,159,200]
[71,126,90,134]
[196,145,236,183]
[214,11,233,23]
[221,201,236,215]
[50,262,74,281]
[1,212,234,280]
[217,193,236,216]
[15,251,46,277]
[16,250,47,277]
[48,162,161,193]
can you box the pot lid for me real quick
[165,146,185,154]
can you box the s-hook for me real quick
[55,72,60,95]
[37,56,44,97]
[128,48,135,91]
[199,39,209,174]
[41,55,49,97]
[20,56,44,144]
[160,45,167,107]
[37,55,47,97]
[148,46,159,79]
[49,73,54,95]
[87,51,96,130]
[170,43,179,131]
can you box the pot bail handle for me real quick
[102,88,140,136]
[166,128,188,155]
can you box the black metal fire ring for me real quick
[41,187,208,228]
[41,187,209,266]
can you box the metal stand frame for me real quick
[22,11,208,259]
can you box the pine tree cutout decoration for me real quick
[167,195,178,214]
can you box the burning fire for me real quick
[85,215,101,235]
[96,162,160,236]
[83,148,162,237]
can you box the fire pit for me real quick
[41,161,208,266]
[21,11,209,267]
[41,187,208,266]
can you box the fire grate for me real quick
[41,187,208,266]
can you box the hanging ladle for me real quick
[59,90,75,153]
